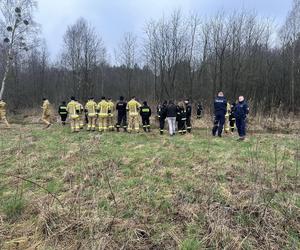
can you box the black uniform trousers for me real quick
[159,116,165,132]
[212,113,225,136]
[186,116,192,132]
[142,117,150,131]
[60,114,67,124]
[117,113,127,130]
[178,119,187,134]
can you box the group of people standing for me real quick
[55,97,194,136]
[46,96,152,133]
[212,92,249,140]
[157,100,193,136]
[1,92,249,140]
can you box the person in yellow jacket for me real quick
[41,98,52,128]
[0,99,11,128]
[85,97,98,131]
[97,96,109,132]
[107,98,115,131]
[224,102,231,133]
[67,96,80,132]
[127,96,141,133]
[76,100,84,129]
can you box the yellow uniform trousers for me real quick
[0,112,10,128]
[70,115,80,132]
[128,114,139,132]
[108,115,114,130]
[99,116,108,132]
[87,115,97,131]
[42,113,51,126]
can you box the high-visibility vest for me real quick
[58,105,67,115]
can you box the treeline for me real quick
[1,2,300,114]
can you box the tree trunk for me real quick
[0,50,12,100]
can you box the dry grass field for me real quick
[0,118,299,249]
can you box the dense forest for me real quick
[1,0,300,114]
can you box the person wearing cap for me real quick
[234,96,249,141]
[116,96,127,132]
[212,92,227,137]
[0,99,10,128]
[140,101,152,132]
[58,101,68,125]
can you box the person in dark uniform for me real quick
[235,96,249,141]
[116,96,127,132]
[212,92,227,137]
[140,101,152,132]
[58,101,68,125]
[177,101,187,135]
[184,99,192,133]
[157,101,167,135]
[196,102,203,119]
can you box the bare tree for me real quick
[280,0,300,113]
[0,0,37,99]
[0,5,298,114]
[144,10,188,101]
[62,18,106,100]
[115,32,137,97]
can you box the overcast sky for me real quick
[35,0,293,62]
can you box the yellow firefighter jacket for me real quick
[97,100,109,117]
[67,100,80,119]
[85,100,97,117]
[127,99,141,116]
